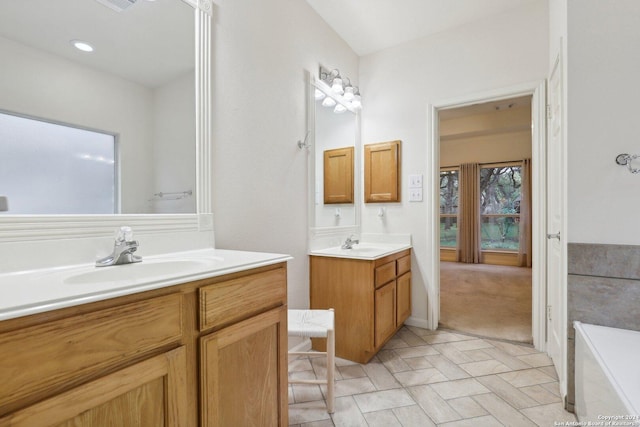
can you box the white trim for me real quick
[427,80,547,350]
[0,3,212,243]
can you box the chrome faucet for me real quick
[341,234,360,249]
[96,226,142,267]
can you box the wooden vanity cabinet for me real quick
[0,262,289,427]
[310,249,411,363]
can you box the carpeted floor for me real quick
[440,261,533,343]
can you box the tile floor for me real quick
[288,327,577,426]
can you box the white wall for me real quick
[359,1,549,326]
[565,0,640,244]
[152,71,196,214]
[210,0,359,309]
[0,36,155,214]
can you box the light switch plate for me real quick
[409,188,423,202]
[409,174,423,188]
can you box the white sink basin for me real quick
[64,258,223,285]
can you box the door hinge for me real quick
[547,305,552,321]
[546,104,553,120]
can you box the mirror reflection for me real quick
[0,0,196,214]
[313,83,358,227]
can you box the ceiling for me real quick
[0,0,194,88]
[305,0,541,56]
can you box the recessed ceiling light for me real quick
[71,40,94,52]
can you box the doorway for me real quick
[426,81,547,350]
[438,96,533,343]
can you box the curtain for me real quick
[457,163,481,263]
[518,158,533,267]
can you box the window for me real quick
[439,169,458,248]
[0,111,116,214]
[479,165,522,251]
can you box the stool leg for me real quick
[326,328,335,414]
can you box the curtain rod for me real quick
[440,159,526,170]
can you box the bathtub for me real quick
[574,322,640,426]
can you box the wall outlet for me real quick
[409,188,423,202]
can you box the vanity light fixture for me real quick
[314,88,326,101]
[71,40,94,52]
[319,66,362,111]
[334,104,347,114]
[351,89,362,110]
[331,76,344,95]
[343,84,355,102]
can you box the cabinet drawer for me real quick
[375,261,396,288]
[199,268,286,331]
[397,255,411,276]
[0,293,182,413]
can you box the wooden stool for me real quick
[287,309,335,413]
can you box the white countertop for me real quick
[0,248,292,321]
[309,243,411,260]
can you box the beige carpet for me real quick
[440,261,533,343]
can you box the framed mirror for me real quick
[308,72,360,230]
[0,0,212,240]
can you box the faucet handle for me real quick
[116,226,134,242]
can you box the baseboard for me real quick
[404,316,432,330]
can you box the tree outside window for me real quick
[480,165,522,251]
[439,169,458,248]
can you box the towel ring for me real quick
[615,154,640,174]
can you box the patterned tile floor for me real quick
[288,327,577,426]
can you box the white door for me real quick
[546,53,565,378]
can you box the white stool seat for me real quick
[288,308,335,414]
[288,309,334,338]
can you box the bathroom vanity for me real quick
[0,250,290,427]
[309,245,411,363]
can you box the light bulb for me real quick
[343,86,354,101]
[331,77,344,95]
[71,40,94,52]
[322,97,336,107]
[334,104,347,114]
[351,94,362,110]
[314,88,326,101]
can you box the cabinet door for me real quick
[324,146,354,204]
[364,140,401,203]
[396,272,411,326]
[0,346,188,427]
[201,306,287,427]
[375,281,396,347]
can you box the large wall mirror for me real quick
[308,73,360,229]
[0,0,212,239]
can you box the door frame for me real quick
[426,80,548,351]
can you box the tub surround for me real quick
[567,243,640,412]
[0,248,291,321]
[574,322,640,423]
